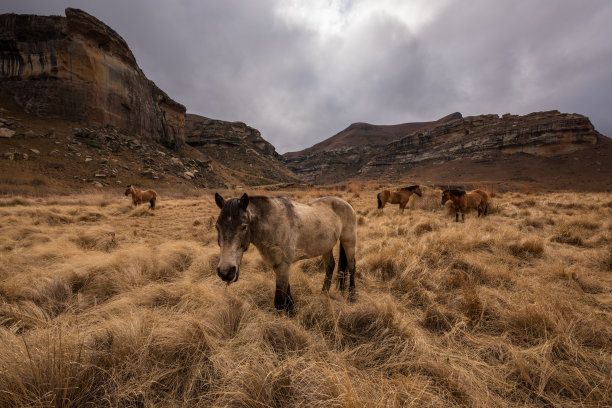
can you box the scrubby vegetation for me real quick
[0,187,610,407]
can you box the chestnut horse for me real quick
[124,185,157,209]
[377,185,423,213]
[214,193,357,314]
[441,189,489,222]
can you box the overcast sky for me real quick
[2,1,612,153]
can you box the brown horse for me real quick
[214,193,357,314]
[377,185,423,213]
[124,185,157,209]
[441,189,489,222]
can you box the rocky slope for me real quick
[285,112,462,158]
[0,8,185,148]
[185,114,301,185]
[284,110,607,184]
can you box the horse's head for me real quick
[124,185,133,196]
[214,192,251,284]
[441,189,451,205]
[413,186,423,197]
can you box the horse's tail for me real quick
[377,193,382,209]
[339,242,348,273]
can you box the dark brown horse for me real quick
[124,185,157,209]
[214,193,357,314]
[377,185,423,213]
[441,189,489,222]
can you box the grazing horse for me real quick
[214,193,357,314]
[377,185,423,213]
[441,189,489,222]
[124,185,157,209]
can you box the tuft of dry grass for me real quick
[0,189,610,407]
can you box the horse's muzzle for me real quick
[217,265,239,284]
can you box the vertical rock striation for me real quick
[0,8,185,148]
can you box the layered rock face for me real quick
[284,110,603,183]
[0,8,185,148]
[185,114,301,185]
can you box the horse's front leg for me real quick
[274,262,294,315]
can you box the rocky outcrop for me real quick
[186,114,279,158]
[285,112,462,159]
[185,114,301,185]
[0,8,185,148]
[284,110,604,183]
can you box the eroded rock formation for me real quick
[284,110,604,183]
[185,114,301,185]
[0,8,185,148]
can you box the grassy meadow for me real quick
[0,186,610,407]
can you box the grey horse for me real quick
[214,193,357,314]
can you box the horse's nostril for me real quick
[228,266,236,276]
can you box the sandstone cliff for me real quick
[284,110,605,183]
[0,8,185,148]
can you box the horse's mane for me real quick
[449,189,466,196]
[401,185,419,191]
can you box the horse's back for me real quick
[466,190,488,209]
[472,189,489,203]
[308,196,356,224]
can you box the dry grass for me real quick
[0,189,610,407]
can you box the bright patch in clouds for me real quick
[275,0,450,38]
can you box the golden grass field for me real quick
[0,186,610,407]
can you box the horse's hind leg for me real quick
[344,243,357,302]
[321,250,335,293]
[337,240,357,301]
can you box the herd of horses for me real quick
[124,183,489,314]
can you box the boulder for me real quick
[0,128,15,138]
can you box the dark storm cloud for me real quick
[2,1,611,152]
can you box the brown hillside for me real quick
[284,112,462,158]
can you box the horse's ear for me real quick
[215,192,225,209]
[239,193,249,209]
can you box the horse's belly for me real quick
[294,231,339,260]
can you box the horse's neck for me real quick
[247,198,279,243]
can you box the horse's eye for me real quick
[241,224,248,231]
